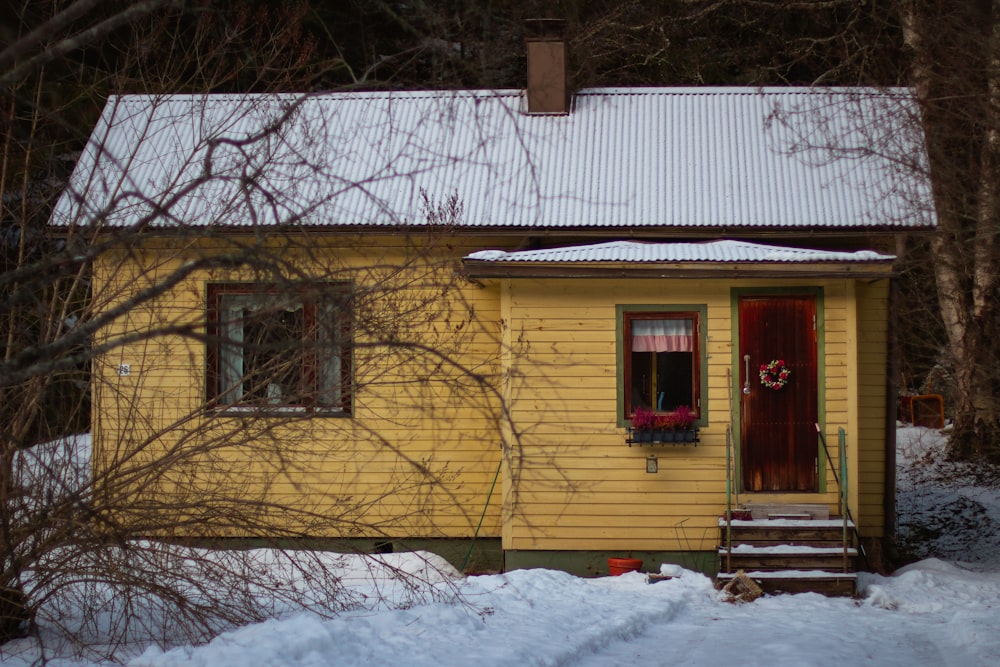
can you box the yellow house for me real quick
[52,42,934,579]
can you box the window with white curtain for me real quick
[207,283,351,412]
[623,311,700,419]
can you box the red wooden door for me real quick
[739,295,818,492]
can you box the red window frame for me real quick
[623,310,701,420]
[206,283,351,413]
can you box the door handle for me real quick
[743,354,751,395]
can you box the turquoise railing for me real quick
[815,424,867,572]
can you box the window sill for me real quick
[209,405,350,417]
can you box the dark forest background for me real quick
[1,1,993,458]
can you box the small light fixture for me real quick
[646,455,658,474]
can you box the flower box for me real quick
[628,406,699,446]
[627,427,699,447]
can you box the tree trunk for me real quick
[0,580,28,642]
[901,0,1000,460]
[1,444,30,641]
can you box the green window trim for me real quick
[616,304,709,429]
[206,282,353,415]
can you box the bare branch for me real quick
[0,0,183,90]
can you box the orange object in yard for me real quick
[607,557,643,575]
[909,394,945,429]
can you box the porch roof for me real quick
[463,240,896,279]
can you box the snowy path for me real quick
[6,426,999,666]
[118,562,997,667]
[5,559,1000,666]
[573,589,959,667]
[571,557,1000,667]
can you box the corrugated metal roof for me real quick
[51,87,935,230]
[465,240,895,263]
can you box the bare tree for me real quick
[895,1,1000,460]
[653,1,1000,461]
[1,2,512,657]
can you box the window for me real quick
[207,283,351,412]
[621,309,702,421]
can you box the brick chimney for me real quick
[525,19,569,114]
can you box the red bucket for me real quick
[607,557,643,576]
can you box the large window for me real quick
[622,310,702,421]
[207,283,351,412]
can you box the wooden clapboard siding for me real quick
[854,280,890,537]
[92,233,506,539]
[505,277,724,553]
[93,235,892,552]
[502,277,887,553]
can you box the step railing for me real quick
[815,424,868,572]
[725,423,732,573]
[723,422,864,575]
[721,366,859,574]
[724,368,735,573]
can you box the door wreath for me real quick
[759,359,791,390]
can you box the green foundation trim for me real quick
[390,538,503,574]
[163,537,504,574]
[503,550,719,578]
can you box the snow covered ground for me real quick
[2,426,999,666]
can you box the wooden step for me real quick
[716,570,857,597]
[742,503,830,520]
[716,514,858,596]
[718,518,854,548]
[718,545,857,571]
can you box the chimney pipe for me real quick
[525,19,568,114]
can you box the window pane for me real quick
[217,293,305,406]
[242,304,304,404]
[211,284,351,412]
[657,351,693,411]
[218,294,254,405]
[629,350,694,412]
[630,351,654,410]
[623,311,700,420]
[315,300,343,407]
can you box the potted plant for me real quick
[630,407,655,443]
[607,556,643,575]
[674,405,697,442]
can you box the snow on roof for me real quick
[51,87,935,230]
[465,240,895,264]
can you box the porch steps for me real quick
[717,513,858,597]
[716,570,857,596]
[743,503,830,520]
